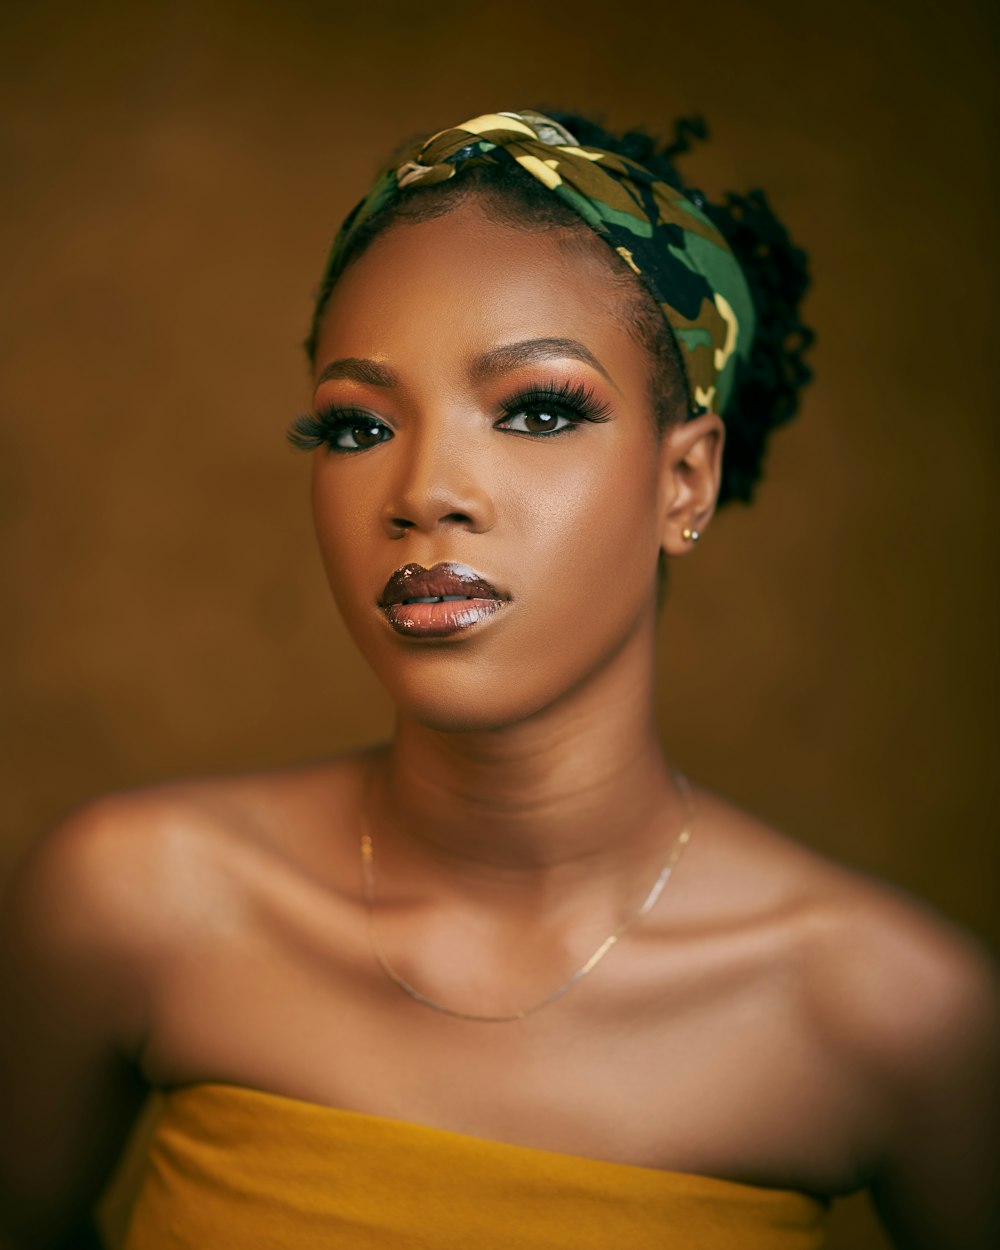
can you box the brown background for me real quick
[1,1,996,1245]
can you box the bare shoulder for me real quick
[690,780,995,1180]
[0,757,372,1238]
[801,861,1000,1115]
[8,779,250,940]
[3,784,230,1034]
[694,784,999,1117]
[3,753,368,1004]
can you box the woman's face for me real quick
[310,199,688,732]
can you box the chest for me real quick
[139,880,869,1197]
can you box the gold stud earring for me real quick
[682,527,701,543]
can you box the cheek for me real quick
[310,460,373,614]
[463,444,662,726]
[505,438,662,596]
[481,437,662,687]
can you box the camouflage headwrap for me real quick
[319,110,756,417]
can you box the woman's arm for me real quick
[0,800,154,1249]
[820,892,1000,1250]
[871,943,1000,1250]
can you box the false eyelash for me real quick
[498,379,613,427]
[286,411,326,450]
[286,378,613,452]
[286,406,380,451]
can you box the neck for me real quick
[371,634,686,891]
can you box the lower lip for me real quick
[382,598,506,638]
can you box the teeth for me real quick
[403,595,471,604]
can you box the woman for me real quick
[1,110,996,1250]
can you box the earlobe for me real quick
[658,412,725,557]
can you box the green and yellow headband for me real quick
[318,110,756,417]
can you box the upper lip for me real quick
[378,562,506,607]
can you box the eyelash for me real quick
[286,407,384,452]
[286,380,613,453]
[497,381,613,437]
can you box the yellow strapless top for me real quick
[121,1083,828,1248]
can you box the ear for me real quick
[657,412,725,556]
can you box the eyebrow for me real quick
[468,338,619,390]
[314,337,619,395]
[314,357,399,388]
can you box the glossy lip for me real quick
[378,562,509,639]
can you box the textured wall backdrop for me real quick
[1,1,996,1245]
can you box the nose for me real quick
[380,432,497,539]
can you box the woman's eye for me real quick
[498,407,576,436]
[286,409,393,453]
[332,419,391,451]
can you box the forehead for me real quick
[313,199,645,386]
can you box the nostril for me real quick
[389,512,472,532]
[382,500,490,537]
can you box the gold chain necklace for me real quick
[359,773,694,1024]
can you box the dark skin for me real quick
[1,200,998,1250]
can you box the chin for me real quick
[411,706,517,734]
[342,597,658,736]
[369,655,569,735]
[386,676,543,735]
